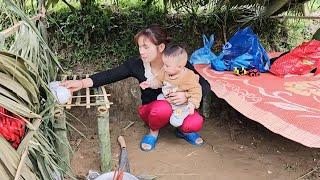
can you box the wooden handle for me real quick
[118,136,126,148]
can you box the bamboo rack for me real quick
[57,74,113,110]
[56,73,113,172]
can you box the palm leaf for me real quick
[3,0,63,72]
[0,72,33,106]
[0,137,37,180]
[0,94,40,118]
[0,1,74,179]
[0,86,23,105]
[0,53,40,105]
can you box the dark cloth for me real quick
[90,57,211,105]
[270,51,289,65]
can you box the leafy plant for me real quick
[0,0,73,179]
[48,1,294,72]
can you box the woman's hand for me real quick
[60,79,84,93]
[166,91,187,105]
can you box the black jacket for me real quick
[90,57,211,105]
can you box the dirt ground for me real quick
[67,106,319,180]
[63,78,319,180]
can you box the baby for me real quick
[140,44,202,127]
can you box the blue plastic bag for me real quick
[189,34,216,65]
[220,27,270,72]
[211,53,227,71]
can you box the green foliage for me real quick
[48,2,301,71]
[49,5,127,70]
[0,5,11,32]
[286,19,313,49]
[252,19,290,52]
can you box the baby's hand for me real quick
[139,81,150,90]
[188,103,195,115]
[188,107,195,115]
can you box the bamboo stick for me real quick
[0,5,46,38]
[57,102,113,107]
[75,75,82,106]
[68,94,110,98]
[53,107,72,175]
[17,118,42,154]
[95,87,112,172]
[66,75,77,109]
[0,15,42,38]
[101,86,110,109]
[76,90,81,106]
[61,75,67,81]
[97,105,111,172]
[86,74,90,108]
[14,144,29,180]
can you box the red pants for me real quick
[138,100,203,133]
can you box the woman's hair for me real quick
[134,25,171,45]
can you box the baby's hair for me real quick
[162,44,188,66]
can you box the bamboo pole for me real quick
[0,15,41,38]
[86,74,90,108]
[66,75,77,109]
[0,5,45,38]
[17,118,42,154]
[66,94,110,98]
[58,102,113,107]
[101,86,111,109]
[97,106,111,172]
[14,144,29,180]
[95,87,112,172]
[53,107,72,175]
[76,90,81,105]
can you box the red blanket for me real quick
[195,64,320,148]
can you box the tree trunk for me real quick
[261,0,290,18]
[62,0,77,12]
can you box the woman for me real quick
[61,25,211,151]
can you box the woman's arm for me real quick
[61,58,134,92]
[90,58,134,87]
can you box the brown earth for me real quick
[67,78,320,180]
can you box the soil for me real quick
[66,79,320,180]
[67,109,319,180]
